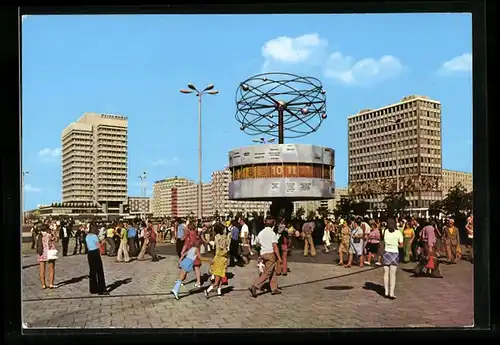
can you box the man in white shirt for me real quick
[248,218,282,298]
[239,217,253,258]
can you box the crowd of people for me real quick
[29,212,473,301]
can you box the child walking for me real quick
[171,244,200,300]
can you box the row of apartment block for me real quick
[59,106,471,218]
[151,169,271,218]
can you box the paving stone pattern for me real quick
[22,243,474,329]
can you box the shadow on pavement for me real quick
[362,281,386,297]
[157,244,343,265]
[401,268,417,275]
[107,278,132,293]
[57,275,88,287]
[22,264,38,270]
[184,273,211,286]
[185,272,235,286]
[323,285,353,291]
[401,267,443,279]
[279,266,379,289]
[23,265,378,302]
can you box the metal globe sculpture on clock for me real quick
[235,72,327,144]
[229,72,335,220]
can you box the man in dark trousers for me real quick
[59,220,72,256]
[30,223,38,249]
[73,226,83,255]
[229,219,243,267]
[176,218,186,258]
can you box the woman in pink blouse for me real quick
[365,223,381,266]
[36,224,58,289]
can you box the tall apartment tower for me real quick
[61,113,128,214]
[348,95,443,210]
[152,177,194,217]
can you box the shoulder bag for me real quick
[47,249,58,260]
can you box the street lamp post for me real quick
[389,118,403,193]
[138,171,147,197]
[22,170,29,224]
[180,83,219,220]
[138,171,147,219]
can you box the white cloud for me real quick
[151,156,179,167]
[324,52,403,86]
[38,148,61,161]
[259,33,404,86]
[262,33,327,63]
[24,184,41,193]
[261,33,328,72]
[438,53,472,75]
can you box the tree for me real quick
[316,206,329,219]
[295,207,305,220]
[351,200,370,217]
[428,200,444,217]
[213,210,219,220]
[442,183,471,217]
[464,191,473,215]
[382,192,410,217]
[307,210,316,221]
[333,197,354,218]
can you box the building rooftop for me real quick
[348,95,440,119]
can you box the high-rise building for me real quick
[176,183,213,218]
[61,113,128,213]
[211,168,270,216]
[152,177,193,216]
[348,95,443,210]
[127,196,151,216]
[152,169,270,218]
[442,169,473,194]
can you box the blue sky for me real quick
[21,13,472,210]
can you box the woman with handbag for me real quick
[344,218,364,268]
[36,224,58,289]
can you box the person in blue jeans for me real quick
[126,223,138,257]
[171,245,200,300]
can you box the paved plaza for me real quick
[22,243,474,329]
